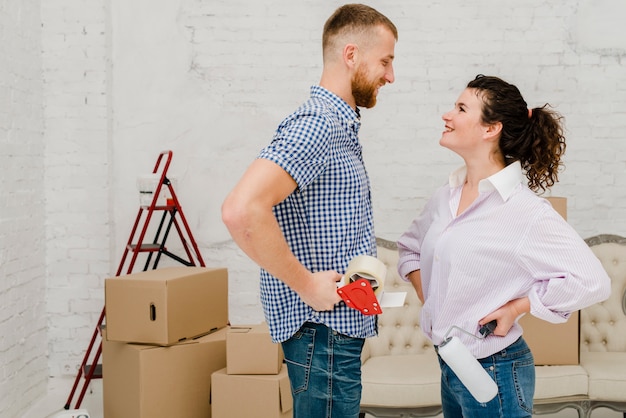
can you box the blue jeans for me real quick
[438,337,535,418]
[281,322,365,418]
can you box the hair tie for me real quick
[528,108,533,119]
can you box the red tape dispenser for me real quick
[337,278,382,315]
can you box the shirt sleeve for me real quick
[258,111,331,191]
[519,202,611,323]
[397,188,443,280]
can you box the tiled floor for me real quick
[22,376,623,418]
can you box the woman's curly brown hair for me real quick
[468,74,566,193]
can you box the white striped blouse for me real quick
[397,161,611,358]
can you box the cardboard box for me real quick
[520,196,579,365]
[105,266,228,345]
[519,310,580,365]
[227,322,284,375]
[211,365,293,418]
[103,327,228,418]
[545,196,567,219]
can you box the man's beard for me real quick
[351,66,381,109]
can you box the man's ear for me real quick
[343,44,359,69]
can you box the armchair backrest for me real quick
[369,234,626,358]
[364,238,433,359]
[581,234,626,353]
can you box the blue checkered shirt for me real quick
[257,85,378,343]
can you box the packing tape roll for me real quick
[344,255,387,297]
[437,336,498,403]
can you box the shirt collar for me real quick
[310,85,360,124]
[449,160,524,201]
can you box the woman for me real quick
[397,74,611,418]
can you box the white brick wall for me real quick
[41,0,110,387]
[3,0,626,411]
[0,0,47,416]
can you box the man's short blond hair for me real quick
[322,4,397,61]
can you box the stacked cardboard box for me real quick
[211,322,293,418]
[102,266,229,418]
[519,196,580,365]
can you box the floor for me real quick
[22,377,103,418]
[22,376,623,418]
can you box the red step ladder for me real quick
[64,150,205,410]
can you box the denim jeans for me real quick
[281,322,365,418]
[438,337,535,418]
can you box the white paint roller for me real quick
[437,335,498,403]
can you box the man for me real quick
[221,4,397,417]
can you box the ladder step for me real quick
[139,204,174,210]
[83,364,103,379]
[127,243,166,252]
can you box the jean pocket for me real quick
[513,358,535,413]
[282,327,315,394]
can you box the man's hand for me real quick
[297,270,343,311]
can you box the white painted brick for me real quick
[0,0,48,412]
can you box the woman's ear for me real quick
[484,121,502,141]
